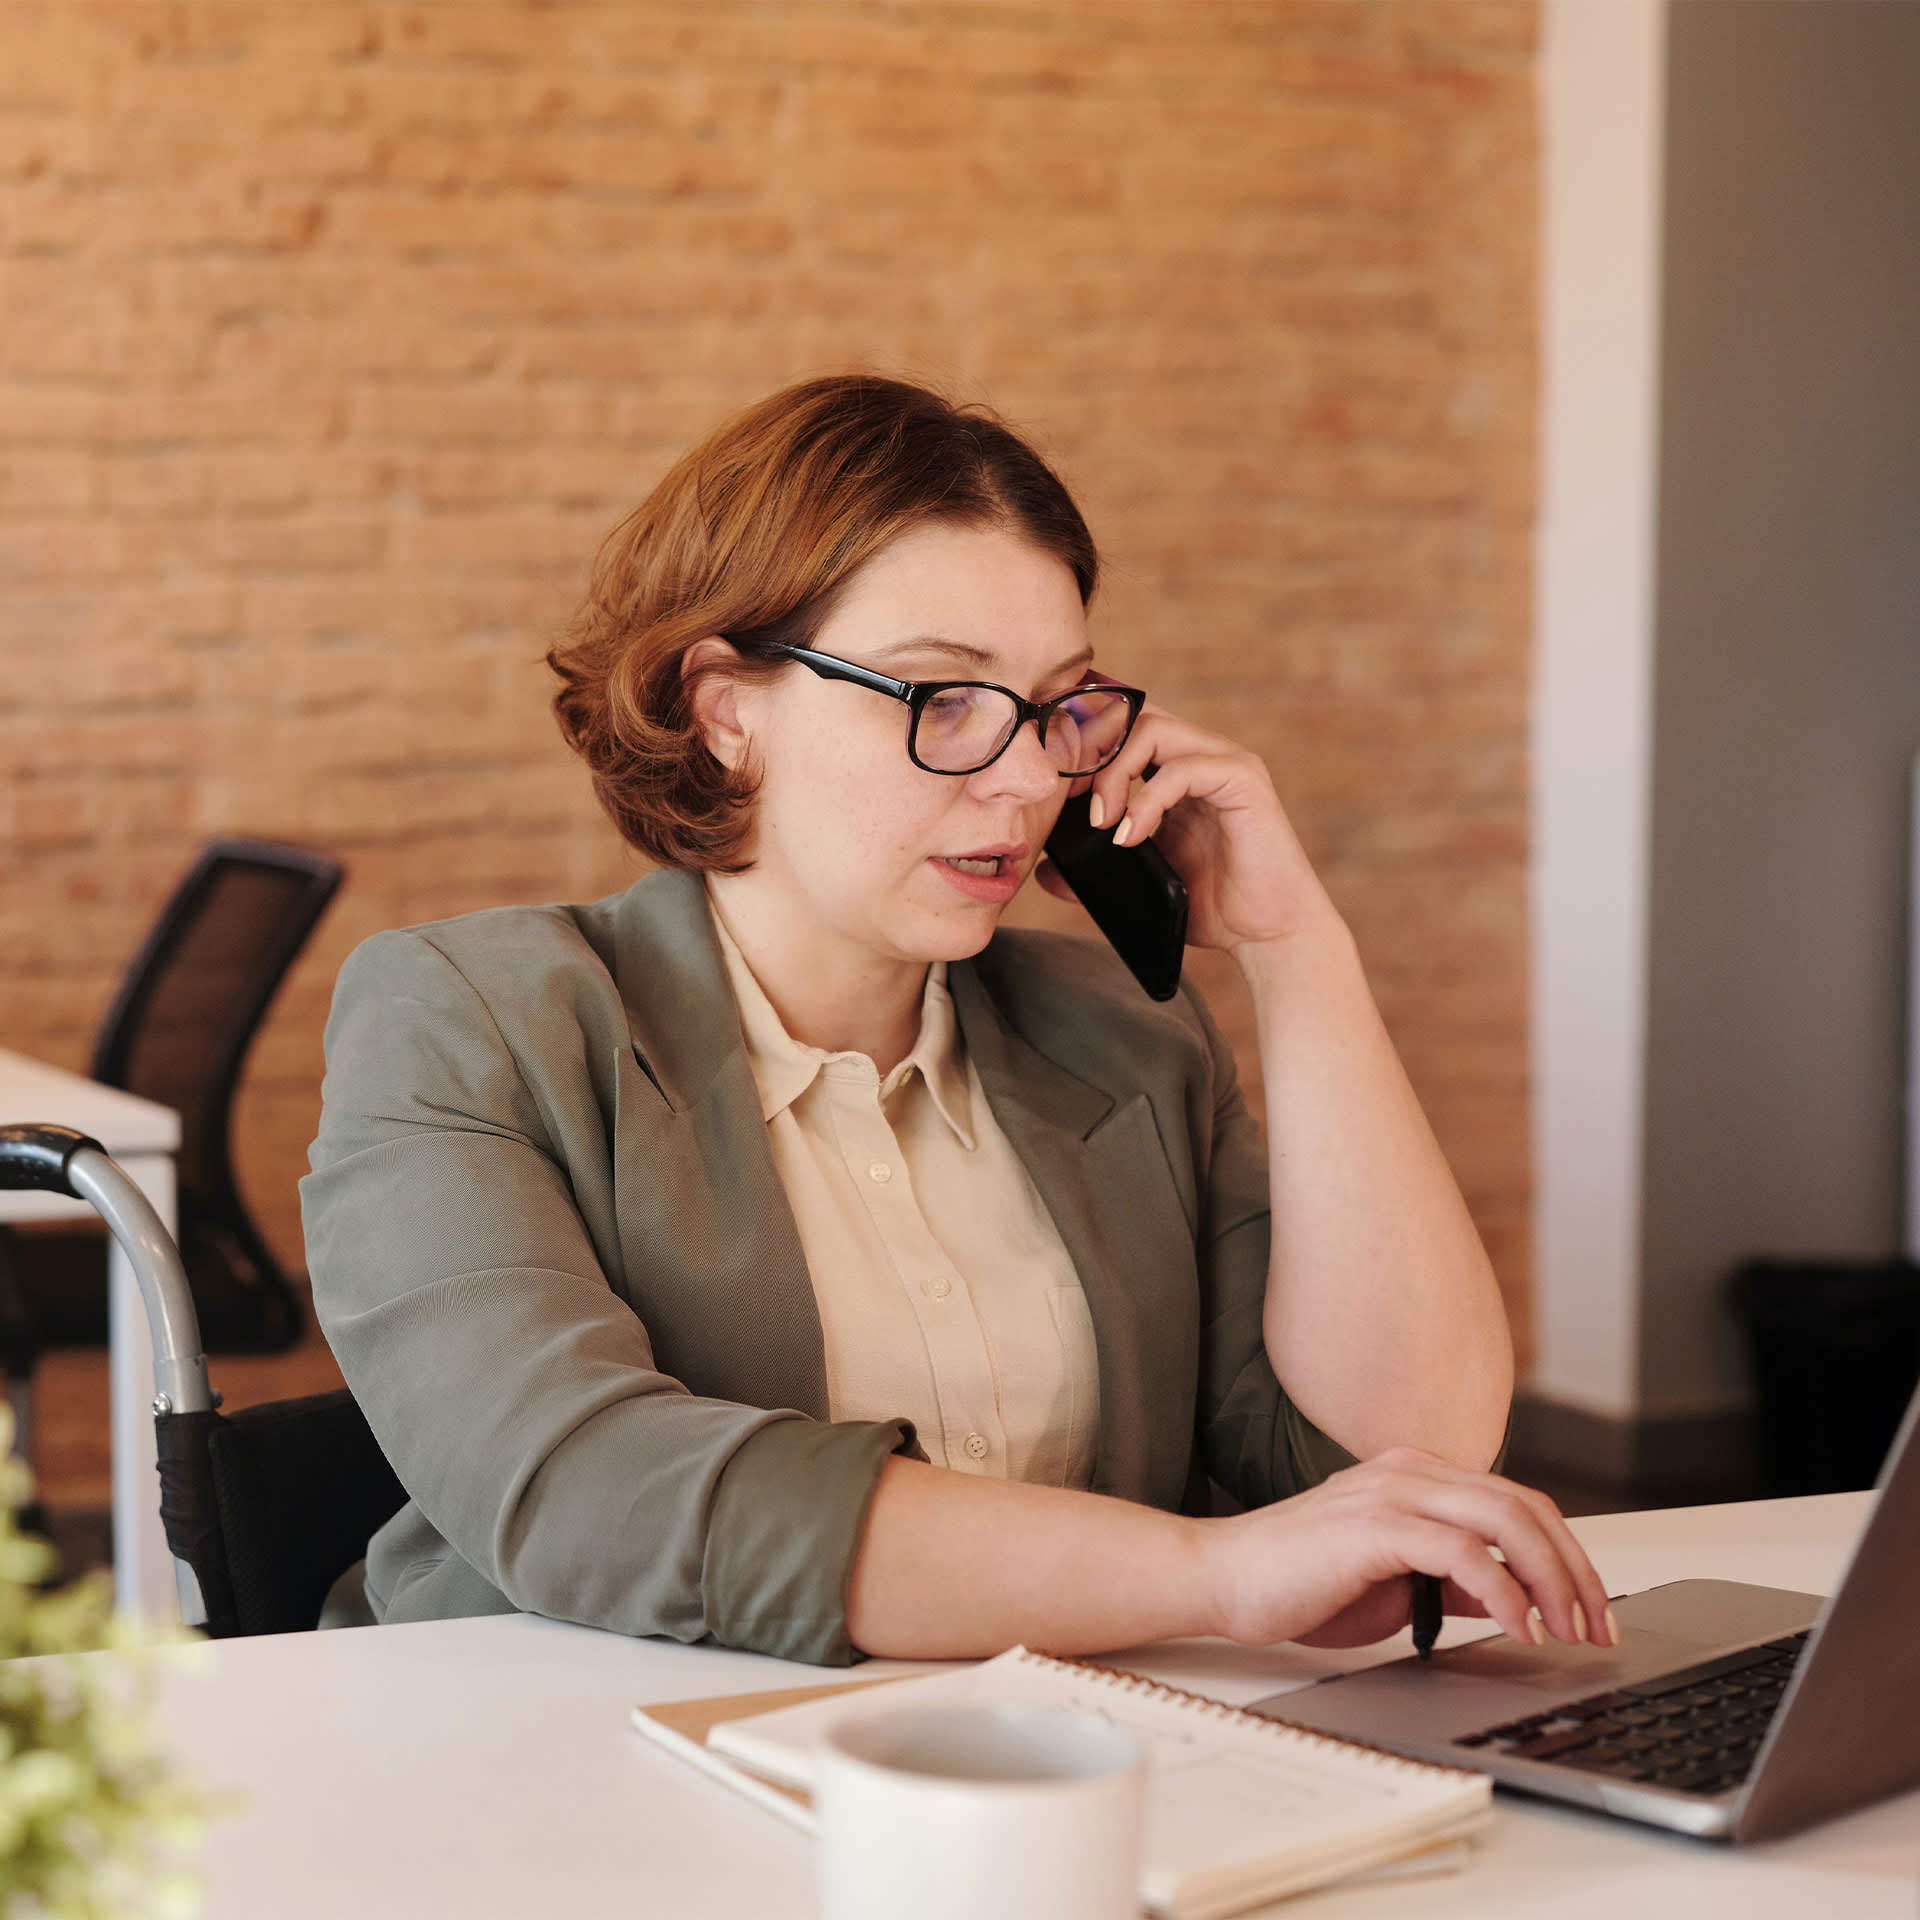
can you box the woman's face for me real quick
[720,521,1093,968]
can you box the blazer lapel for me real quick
[595,879,1201,1507]
[949,960,1200,1510]
[601,870,831,1421]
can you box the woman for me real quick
[303,375,1611,1665]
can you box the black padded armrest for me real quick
[0,1125,105,1197]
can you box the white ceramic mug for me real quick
[814,1703,1145,1920]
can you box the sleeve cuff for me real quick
[701,1416,916,1666]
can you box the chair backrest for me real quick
[91,838,343,1210]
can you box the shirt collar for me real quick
[898,964,975,1148]
[709,900,976,1150]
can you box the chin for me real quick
[891,900,1007,966]
[941,919,1001,962]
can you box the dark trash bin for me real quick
[1730,1257,1920,1497]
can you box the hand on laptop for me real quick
[1200,1447,1619,1652]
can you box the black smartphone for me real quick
[1043,790,1188,1001]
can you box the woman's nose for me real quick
[972,715,1060,803]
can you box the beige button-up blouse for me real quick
[711,909,1099,1489]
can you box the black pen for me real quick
[1410,1573,1444,1661]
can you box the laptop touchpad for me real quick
[1436,1625,1708,1693]
[1257,1580,1824,1749]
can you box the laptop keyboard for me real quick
[1451,1631,1810,1796]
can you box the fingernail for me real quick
[1605,1605,1621,1647]
[1571,1601,1588,1644]
[1527,1609,1546,1647]
[1088,793,1106,829]
[1111,815,1134,847]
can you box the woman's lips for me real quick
[930,849,1026,904]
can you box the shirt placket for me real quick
[819,1062,1009,1476]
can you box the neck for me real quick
[706,874,927,1074]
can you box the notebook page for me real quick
[958,1656,1484,1899]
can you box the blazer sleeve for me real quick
[1186,989,1360,1507]
[300,928,909,1666]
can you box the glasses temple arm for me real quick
[764,644,917,702]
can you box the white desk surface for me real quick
[0,1043,179,1229]
[131,1490,1920,1918]
[0,1046,179,1158]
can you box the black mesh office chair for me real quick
[0,838,344,1448]
[0,1125,405,1636]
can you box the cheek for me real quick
[755,714,952,872]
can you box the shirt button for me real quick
[925,1275,952,1301]
[867,1161,893,1184]
[963,1433,990,1461]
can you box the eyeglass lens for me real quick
[913,684,1135,775]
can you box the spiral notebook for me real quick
[632,1646,1491,1920]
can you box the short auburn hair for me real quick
[547,374,1100,871]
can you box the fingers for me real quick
[1503,1481,1616,1648]
[1110,754,1249,848]
[1213,1453,1615,1654]
[1437,1578,1491,1620]
[1086,708,1271,844]
[1433,1466,1613,1647]
[1294,1580,1436,1650]
[1359,1449,1617,1649]
[1386,1516,1537,1646]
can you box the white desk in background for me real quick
[0,1046,179,1617]
[138,1491,1918,1919]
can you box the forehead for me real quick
[820,522,1088,680]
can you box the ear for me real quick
[684,637,755,772]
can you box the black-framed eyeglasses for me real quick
[748,643,1146,778]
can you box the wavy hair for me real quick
[546,374,1099,871]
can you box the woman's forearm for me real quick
[845,1456,1215,1659]
[1067,697,1513,1470]
[846,1448,1617,1662]
[1240,909,1513,1470]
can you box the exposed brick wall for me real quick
[0,2,1538,1358]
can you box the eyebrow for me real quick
[869,636,1097,686]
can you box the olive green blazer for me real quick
[300,867,1354,1664]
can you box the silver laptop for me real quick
[1254,1383,1920,1842]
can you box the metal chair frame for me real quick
[0,1124,403,1635]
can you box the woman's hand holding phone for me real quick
[1049,696,1338,961]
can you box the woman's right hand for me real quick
[1197,1448,1618,1652]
